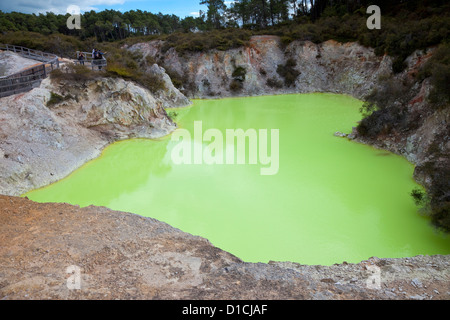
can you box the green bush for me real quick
[232,66,246,81]
[266,77,283,89]
[50,64,102,82]
[46,92,65,107]
[356,75,414,138]
[392,56,407,74]
[276,58,300,87]
[167,111,179,121]
[158,28,252,55]
[418,44,450,110]
[0,31,92,58]
[106,63,134,78]
[411,188,429,207]
[229,79,243,92]
[415,160,450,232]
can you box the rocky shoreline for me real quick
[0,67,190,197]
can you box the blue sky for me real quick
[0,0,218,18]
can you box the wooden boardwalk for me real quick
[74,51,107,70]
[0,46,107,98]
[0,44,60,98]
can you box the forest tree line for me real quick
[0,0,447,42]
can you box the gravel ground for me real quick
[1,195,448,300]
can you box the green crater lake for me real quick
[25,93,450,265]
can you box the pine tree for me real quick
[200,0,227,29]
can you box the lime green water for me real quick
[25,94,449,265]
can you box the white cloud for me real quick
[0,0,126,14]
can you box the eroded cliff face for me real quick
[129,36,392,100]
[130,36,447,185]
[0,72,190,196]
[350,48,449,194]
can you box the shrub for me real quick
[280,35,294,46]
[106,63,134,78]
[276,58,300,87]
[161,65,186,89]
[232,66,246,81]
[357,76,413,137]
[0,31,90,58]
[362,77,411,111]
[50,64,102,82]
[418,44,450,110]
[229,79,243,92]
[167,111,179,121]
[356,107,403,137]
[50,58,165,94]
[266,77,283,89]
[47,92,65,107]
[392,56,407,74]
[132,73,166,93]
[145,55,157,66]
[159,28,252,55]
[415,159,450,232]
[411,188,429,207]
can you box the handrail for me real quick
[73,59,108,70]
[75,50,108,70]
[0,44,108,97]
[0,44,59,63]
[0,44,61,98]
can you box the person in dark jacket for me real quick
[78,52,85,65]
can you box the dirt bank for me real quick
[0,195,448,300]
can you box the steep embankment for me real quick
[128,36,392,100]
[0,55,190,196]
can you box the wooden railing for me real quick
[0,44,60,98]
[75,51,107,70]
[1,44,60,65]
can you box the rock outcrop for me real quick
[349,47,449,198]
[0,72,190,196]
[129,36,392,100]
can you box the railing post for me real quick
[1,44,61,97]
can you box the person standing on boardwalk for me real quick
[78,52,85,65]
